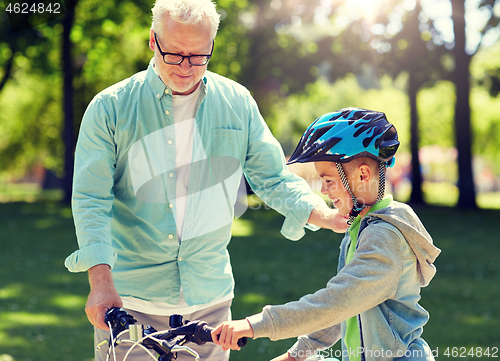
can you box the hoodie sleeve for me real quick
[287,324,341,361]
[247,223,404,341]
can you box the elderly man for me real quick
[65,0,347,360]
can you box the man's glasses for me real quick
[154,33,213,66]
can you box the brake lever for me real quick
[104,307,137,343]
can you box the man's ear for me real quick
[149,29,156,52]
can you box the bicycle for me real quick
[97,307,247,361]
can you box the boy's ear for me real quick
[358,164,372,181]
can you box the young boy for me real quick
[211,108,441,361]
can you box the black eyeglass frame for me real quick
[154,32,214,66]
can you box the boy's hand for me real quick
[271,352,297,361]
[211,319,254,351]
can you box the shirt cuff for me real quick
[280,193,323,241]
[64,243,117,273]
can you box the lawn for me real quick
[0,200,499,361]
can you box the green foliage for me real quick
[1,0,500,185]
[470,41,500,173]
[208,0,252,81]
[268,74,410,155]
[0,73,63,178]
[417,80,455,148]
[269,68,500,179]
[470,86,500,173]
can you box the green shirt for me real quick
[344,195,393,361]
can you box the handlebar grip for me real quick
[198,325,247,347]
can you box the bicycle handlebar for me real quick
[102,307,246,361]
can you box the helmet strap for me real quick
[335,162,387,226]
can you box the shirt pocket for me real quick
[210,129,246,176]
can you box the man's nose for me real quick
[178,58,192,70]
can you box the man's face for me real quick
[149,17,213,95]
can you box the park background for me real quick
[0,0,499,360]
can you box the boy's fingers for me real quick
[231,335,241,351]
[219,325,229,348]
[211,324,222,344]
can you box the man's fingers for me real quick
[85,305,110,330]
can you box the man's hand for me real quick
[271,352,297,361]
[86,264,123,330]
[211,319,254,351]
[308,203,348,233]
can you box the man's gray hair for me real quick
[151,0,220,40]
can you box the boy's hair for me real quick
[151,0,220,40]
[342,156,381,176]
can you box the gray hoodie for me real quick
[247,200,441,361]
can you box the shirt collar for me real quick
[348,195,393,235]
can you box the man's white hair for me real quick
[151,0,220,39]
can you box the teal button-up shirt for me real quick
[65,60,323,306]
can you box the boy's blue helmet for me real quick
[288,108,400,225]
[287,108,399,167]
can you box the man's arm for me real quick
[86,264,123,330]
[308,203,348,233]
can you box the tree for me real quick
[451,0,476,208]
[449,0,500,208]
[380,0,452,204]
[61,1,77,203]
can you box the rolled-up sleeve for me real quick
[243,96,323,241]
[65,97,118,273]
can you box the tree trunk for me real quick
[408,71,424,204]
[62,5,76,204]
[451,0,477,208]
[0,49,14,93]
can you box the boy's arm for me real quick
[244,225,404,341]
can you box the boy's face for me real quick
[314,162,354,217]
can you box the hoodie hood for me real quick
[367,201,441,287]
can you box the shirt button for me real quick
[168,140,173,145]
[169,173,173,178]
[165,110,170,115]
[168,234,174,239]
[156,94,160,98]
[179,257,183,261]
[165,89,169,94]
[169,203,173,208]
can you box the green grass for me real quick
[0,201,499,360]
[0,202,92,361]
[0,183,63,203]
